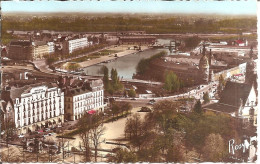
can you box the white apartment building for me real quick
[68,38,90,53]
[64,79,105,120]
[63,37,92,54]
[8,83,64,134]
[47,42,55,54]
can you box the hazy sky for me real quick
[2,0,257,15]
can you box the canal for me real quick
[83,39,171,79]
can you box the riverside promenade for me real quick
[78,45,151,68]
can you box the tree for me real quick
[125,114,143,149]
[203,92,210,104]
[217,75,226,96]
[128,89,136,98]
[77,114,92,162]
[184,36,200,51]
[109,68,123,94]
[102,66,109,90]
[193,100,202,114]
[121,102,132,114]
[108,148,138,163]
[165,145,184,162]
[164,71,182,92]
[111,103,120,118]
[202,133,225,162]
[89,113,106,162]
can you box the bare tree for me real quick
[78,112,105,162]
[77,113,92,162]
[79,131,91,162]
[90,122,106,162]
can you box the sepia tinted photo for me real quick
[0,0,258,163]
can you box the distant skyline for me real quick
[1,1,257,15]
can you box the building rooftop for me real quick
[204,103,238,114]
[10,40,32,47]
[219,81,253,107]
[33,41,47,46]
[64,87,91,97]
[1,82,59,102]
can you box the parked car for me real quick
[148,99,155,105]
[48,133,54,136]
[18,134,24,138]
[138,107,151,112]
[44,128,51,132]
[149,99,156,103]
[131,98,136,100]
[148,101,154,105]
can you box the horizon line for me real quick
[2,11,257,16]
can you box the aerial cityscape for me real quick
[0,1,258,163]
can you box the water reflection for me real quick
[83,39,172,79]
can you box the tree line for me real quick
[107,100,244,163]
[136,51,166,75]
[2,17,256,35]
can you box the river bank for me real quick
[78,45,151,68]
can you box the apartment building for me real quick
[64,79,105,121]
[8,40,33,61]
[32,41,55,59]
[1,82,64,134]
[62,37,92,54]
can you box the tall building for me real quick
[64,79,105,121]
[1,82,64,134]
[198,45,210,83]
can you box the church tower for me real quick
[245,46,257,84]
[198,45,210,83]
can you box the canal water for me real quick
[83,39,171,79]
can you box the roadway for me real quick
[115,81,219,106]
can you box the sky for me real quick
[1,0,257,15]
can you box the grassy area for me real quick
[70,49,121,63]
[47,44,109,65]
[60,111,131,137]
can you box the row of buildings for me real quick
[3,35,93,61]
[0,77,105,134]
[7,40,55,60]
